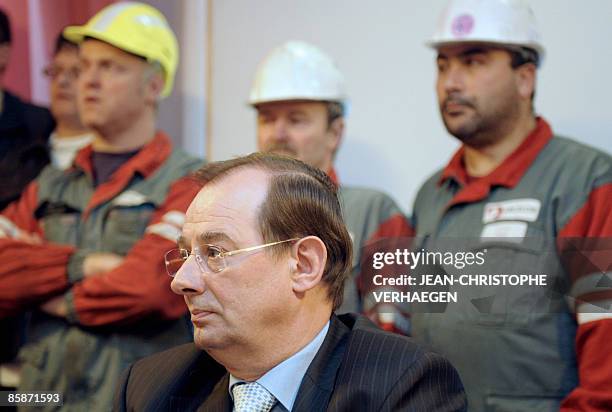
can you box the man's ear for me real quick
[327,117,344,154]
[144,70,165,104]
[290,236,327,294]
[515,63,536,100]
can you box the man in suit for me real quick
[0,8,54,211]
[114,153,466,411]
[0,7,53,392]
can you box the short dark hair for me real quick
[507,46,539,105]
[0,8,11,44]
[325,101,344,127]
[54,32,78,55]
[508,46,540,69]
[194,152,353,310]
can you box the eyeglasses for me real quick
[42,65,80,80]
[164,238,299,277]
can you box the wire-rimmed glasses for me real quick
[164,238,299,277]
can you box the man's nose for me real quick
[171,255,206,296]
[79,66,101,90]
[57,70,74,87]
[272,118,290,141]
[442,62,465,93]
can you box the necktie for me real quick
[232,382,277,412]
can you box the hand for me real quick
[40,295,67,318]
[83,253,124,278]
[0,227,44,244]
[15,230,43,245]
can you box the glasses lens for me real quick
[200,245,226,273]
[164,249,188,277]
[42,66,80,80]
[42,66,54,78]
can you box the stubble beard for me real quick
[440,95,519,149]
[442,110,497,148]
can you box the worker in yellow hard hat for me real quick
[0,3,202,409]
[64,1,178,98]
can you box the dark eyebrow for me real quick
[177,235,188,248]
[198,231,234,245]
[257,109,273,117]
[438,47,489,60]
[459,47,489,58]
[288,109,308,116]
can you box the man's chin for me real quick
[445,123,495,148]
[194,329,228,352]
[81,115,102,129]
[52,107,78,121]
[443,114,475,139]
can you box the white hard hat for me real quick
[427,0,544,64]
[249,41,346,106]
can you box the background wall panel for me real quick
[210,0,611,213]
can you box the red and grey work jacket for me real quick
[329,170,414,334]
[410,118,612,411]
[0,131,203,410]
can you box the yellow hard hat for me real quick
[64,1,179,98]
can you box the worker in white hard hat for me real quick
[408,0,612,410]
[0,2,203,409]
[249,41,414,335]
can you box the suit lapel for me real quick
[163,347,229,412]
[292,315,350,412]
[197,373,232,412]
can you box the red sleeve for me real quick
[367,213,415,240]
[70,177,201,326]
[559,183,612,411]
[0,182,73,316]
[0,240,74,317]
[0,181,44,235]
[361,213,415,335]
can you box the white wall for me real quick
[143,0,185,145]
[144,0,209,156]
[205,0,611,213]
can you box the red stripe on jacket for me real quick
[559,183,612,411]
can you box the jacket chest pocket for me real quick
[416,231,561,328]
[463,235,561,327]
[36,202,81,245]
[103,204,155,255]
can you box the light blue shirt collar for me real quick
[229,321,330,411]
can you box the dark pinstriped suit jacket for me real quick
[113,314,467,411]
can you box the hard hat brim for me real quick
[63,25,88,44]
[64,25,149,61]
[248,96,345,107]
[248,97,350,117]
[425,39,544,64]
